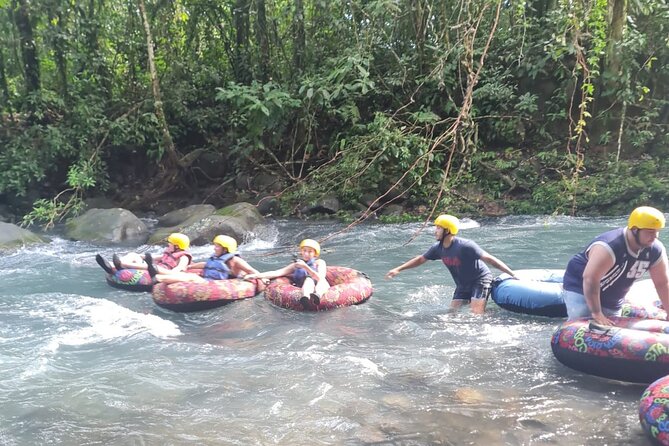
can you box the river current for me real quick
[0,216,654,445]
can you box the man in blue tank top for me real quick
[385,214,516,314]
[562,206,669,326]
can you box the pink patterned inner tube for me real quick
[152,278,263,312]
[640,374,669,446]
[264,266,373,311]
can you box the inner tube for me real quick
[622,279,667,320]
[264,266,373,311]
[152,278,262,312]
[640,374,669,446]
[551,316,669,384]
[493,271,667,320]
[105,269,153,292]
[491,269,566,317]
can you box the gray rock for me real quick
[157,204,216,227]
[256,194,279,216]
[149,202,264,246]
[379,203,404,217]
[0,222,46,249]
[301,196,340,215]
[253,173,284,193]
[65,208,149,245]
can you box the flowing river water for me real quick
[0,216,656,445]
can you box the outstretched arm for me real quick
[386,255,427,279]
[233,257,261,277]
[246,263,296,280]
[480,252,516,278]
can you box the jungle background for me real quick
[0,0,668,226]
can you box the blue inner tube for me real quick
[491,269,566,317]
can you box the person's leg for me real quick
[562,289,591,320]
[95,254,114,274]
[450,286,474,312]
[300,278,316,308]
[470,281,492,315]
[314,279,330,296]
[449,299,467,311]
[117,252,147,270]
[154,272,205,284]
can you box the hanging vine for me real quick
[560,0,609,215]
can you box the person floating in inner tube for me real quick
[245,239,330,309]
[385,214,516,314]
[95,232,192,275]
[147,235,262,286]
[562,206,669,326]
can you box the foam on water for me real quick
[19,294,180,378]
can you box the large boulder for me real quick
[65,208,149,245]
[0,222,46,249]
[149,202,264,246]
[157,204,216,227]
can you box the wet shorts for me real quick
[562,289,621,320]
[453,279,492,301]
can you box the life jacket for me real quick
[157,249,192,270]
[203,253,238,280]
[292,258,318,287]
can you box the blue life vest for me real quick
[203,253,238,280]
[292,258,318,287]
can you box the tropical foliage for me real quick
[0,0,667,225]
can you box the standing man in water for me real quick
[385,214,516,314]
[562,206,669,326]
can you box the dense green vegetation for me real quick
[0,0,667,226]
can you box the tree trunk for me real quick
[138,0,180,169]
[233,0,252,84]
[292,0,305,76]
[256,0,270,83]
[606,0,627,76]
[12,0,40,96]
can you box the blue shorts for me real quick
[453,279,492,301]
[562,289,621,320]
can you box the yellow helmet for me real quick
[299,239,321,256]
[628,206,666,230]
[213,235,238,253]
[167,233,190,250]
[434,214,459,235]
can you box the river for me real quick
[0,216,653,445]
